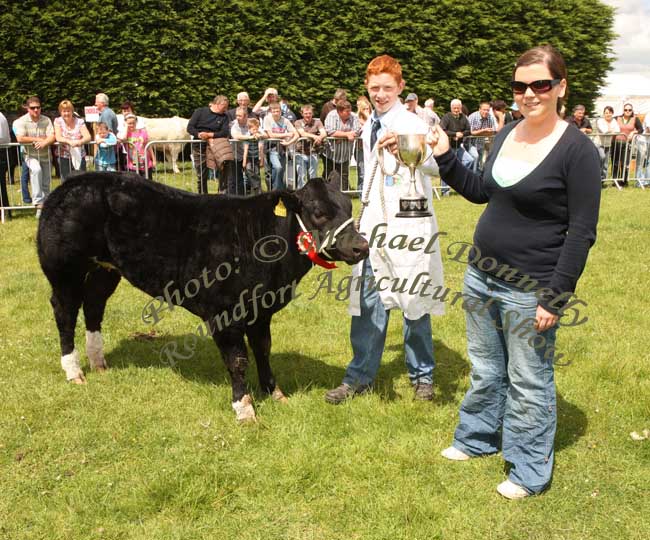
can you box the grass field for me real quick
[0,185,649,540]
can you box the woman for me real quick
[596,106,619,181]
[427,45,600,498]
[54,100,91,181]
[612,103,643,184]
[355,96,373,192]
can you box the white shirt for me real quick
[0,112,10,145]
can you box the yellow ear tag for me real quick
[274,200,287,217]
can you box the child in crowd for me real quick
[242,118,265,194]
[120,113,155,180]
[94,122,117,171]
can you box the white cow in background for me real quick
[142,116,189,174]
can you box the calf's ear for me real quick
[277,191,302,214]
[326,170,341,186]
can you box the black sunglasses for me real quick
[510,79,561,95]
[624,108,633,112]
[29,105,41,110]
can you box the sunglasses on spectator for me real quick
[624,108,633,112]
[510,79,561,94]
[29,105,41,110]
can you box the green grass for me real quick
[1,187,649,540]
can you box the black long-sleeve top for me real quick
[187,107,230,139]
[436,120,601,314]
[439,112,471,149]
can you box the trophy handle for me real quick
[376,145,400,177]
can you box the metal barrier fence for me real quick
[4,131,647,223]
[460,133,649,190]
[143,136,365,197]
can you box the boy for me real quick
[242,118,265,195]
[325,54,445,404]
[263,102,298,190]
[94,122,117,171]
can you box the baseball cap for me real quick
[405,93,418,102]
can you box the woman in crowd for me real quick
[54,100,91,181]
[426,45,600,499]
[596,106,619,181]
[612,103,643,185]
[355,96,373,192]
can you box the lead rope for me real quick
[355,149,389,231]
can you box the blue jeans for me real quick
[59,156,87,182]
[295,153,318,188]
[269,150,285,190]
[21,160,32,203]
[344,259,435,387]
[452,265,558,494]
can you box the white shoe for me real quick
[35,208,42,218]
[496,480,530,499]
[441,446,471,461]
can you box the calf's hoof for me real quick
[232,394,256,422]
[70,373,87,385]
[271,387,289,404]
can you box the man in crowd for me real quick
[424,98,440,125]
[405,93,438,128]
[95,93,118,134]
[566,104,592,134]
[229,106,254,194]
[0,111,11,216]
[468,101,497,172]
[439,98,472,188]
[294,104,326,188]
[320,88,347,123]
[14,96,55,217]
[323,99,360,191]
[227,92,258,122]
[187,95,235,194]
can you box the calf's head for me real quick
[283,172,368,265]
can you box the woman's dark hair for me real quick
[623,102,635,116]
[513,45,567,113]
[603,106,614,114]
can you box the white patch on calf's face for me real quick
[61,349,84,381]
[86,331,108,370]
[232,394,256,422]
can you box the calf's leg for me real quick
[50,278,85,384]
[211,326,255,422]
[83,267,121,371]
[246,318,287,403]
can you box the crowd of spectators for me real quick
[2,88,649,216]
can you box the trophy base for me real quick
[396,196,432,218]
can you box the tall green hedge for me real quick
[0,0,615,117]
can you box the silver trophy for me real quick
[378,133,432,218]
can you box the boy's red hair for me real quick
[365,55,403,83]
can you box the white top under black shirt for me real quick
[436,120,601,314]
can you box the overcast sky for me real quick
[600,0,650,95]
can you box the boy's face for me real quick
[270,106,281,121]
[366,72,404,115]
[97,125,108,137]
[249,124,259,135]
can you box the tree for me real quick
[0,0,615,117]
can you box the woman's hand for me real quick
[426,125,450,156]
[535,305,559,332]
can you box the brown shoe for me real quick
[413,382,433,401]
[325,383,371,405]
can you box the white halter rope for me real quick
[295,213,355,261]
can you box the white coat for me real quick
[349,102,445,320]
